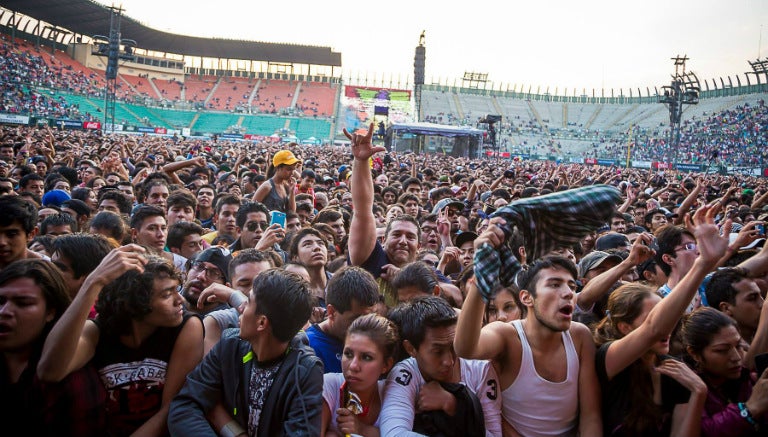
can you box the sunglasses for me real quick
[245,221,269,232]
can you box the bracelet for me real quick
[737,402,758,428]
[220,420,246,437]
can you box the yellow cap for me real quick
[272,150,299,167]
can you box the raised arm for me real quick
[673,178,704,225]
[575,233,655,311]
[603,203,727,380]
[162,156,205,185]
[38,245,148,382]
[346,123,386,266]
[454,218,510,361]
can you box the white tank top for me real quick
[502,319,579,437]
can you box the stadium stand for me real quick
[253,79,295,114]
[294,81,336,117]
[208,77,254,111]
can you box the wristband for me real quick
[737,402,758,428]
[220,420,245,437]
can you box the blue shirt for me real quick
[305,324,342,373]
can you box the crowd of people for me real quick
[3,37,766,169]
[1,120,768,436]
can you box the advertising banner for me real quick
[0,113,30,125]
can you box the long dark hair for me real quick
[593,282,663,435]
[0,259,71,352]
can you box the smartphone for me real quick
[270,211,286,228]
[756,352,768,376]
[757,223,766,236]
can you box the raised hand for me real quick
[687,202,728,268]
[88,244,148,288]
[343,123,385,162]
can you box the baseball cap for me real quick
[578,251,623,278]
[432,198,465,215]
[193,247,233,283]
[594,233,631,251]
[438,175,450,185]
[42,189,71,207]
[455,231,478,248]
[272,150,299,167]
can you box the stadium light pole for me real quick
[413,31,426,154]
[658,56,699,168]
[91,6,136,133]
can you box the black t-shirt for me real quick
[596,341,690,437]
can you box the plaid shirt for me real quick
[474,185,621,302]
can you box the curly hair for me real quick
[95,256,181,337]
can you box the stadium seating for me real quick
[152,78,183,103]
[183,75,217,105]
[208,77,254,111]
[295,82,336,117]
[254,79,295,114]
[119,74,160,101]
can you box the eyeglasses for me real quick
[189,261,223,281]
[421,226,438,234]
[245,221,269,232]
[675,242,697,252]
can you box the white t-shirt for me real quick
[379,357,502,437]
[322,373,386,436]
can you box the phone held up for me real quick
[270,211,286,228]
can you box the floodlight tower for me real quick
[747,58,768,168]
[414,31,426,120]
[658,55,700,167]
[91,6,136,133]
[413,31,426,153]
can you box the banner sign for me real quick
[584,158,597,165]
[55,119,83,129]
[632,160,652,169]
[83,121,101,130]
[344,86,411,101]
[219,134,243,140]
[0,113,30,125]
[137,127,155,133]
[154,127,167,135]
[652,162,671,169]
[675,163,702,172]
[597,159,616,166]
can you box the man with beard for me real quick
[346,125,421,306]
[455,220,602,437]
[181,247,232,316]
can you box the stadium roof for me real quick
[0,0,342,66]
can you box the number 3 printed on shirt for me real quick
[486,378,498,400]
[395,369,412,386]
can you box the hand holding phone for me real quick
[270,211,286,228]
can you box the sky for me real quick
[94,0,768,93]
